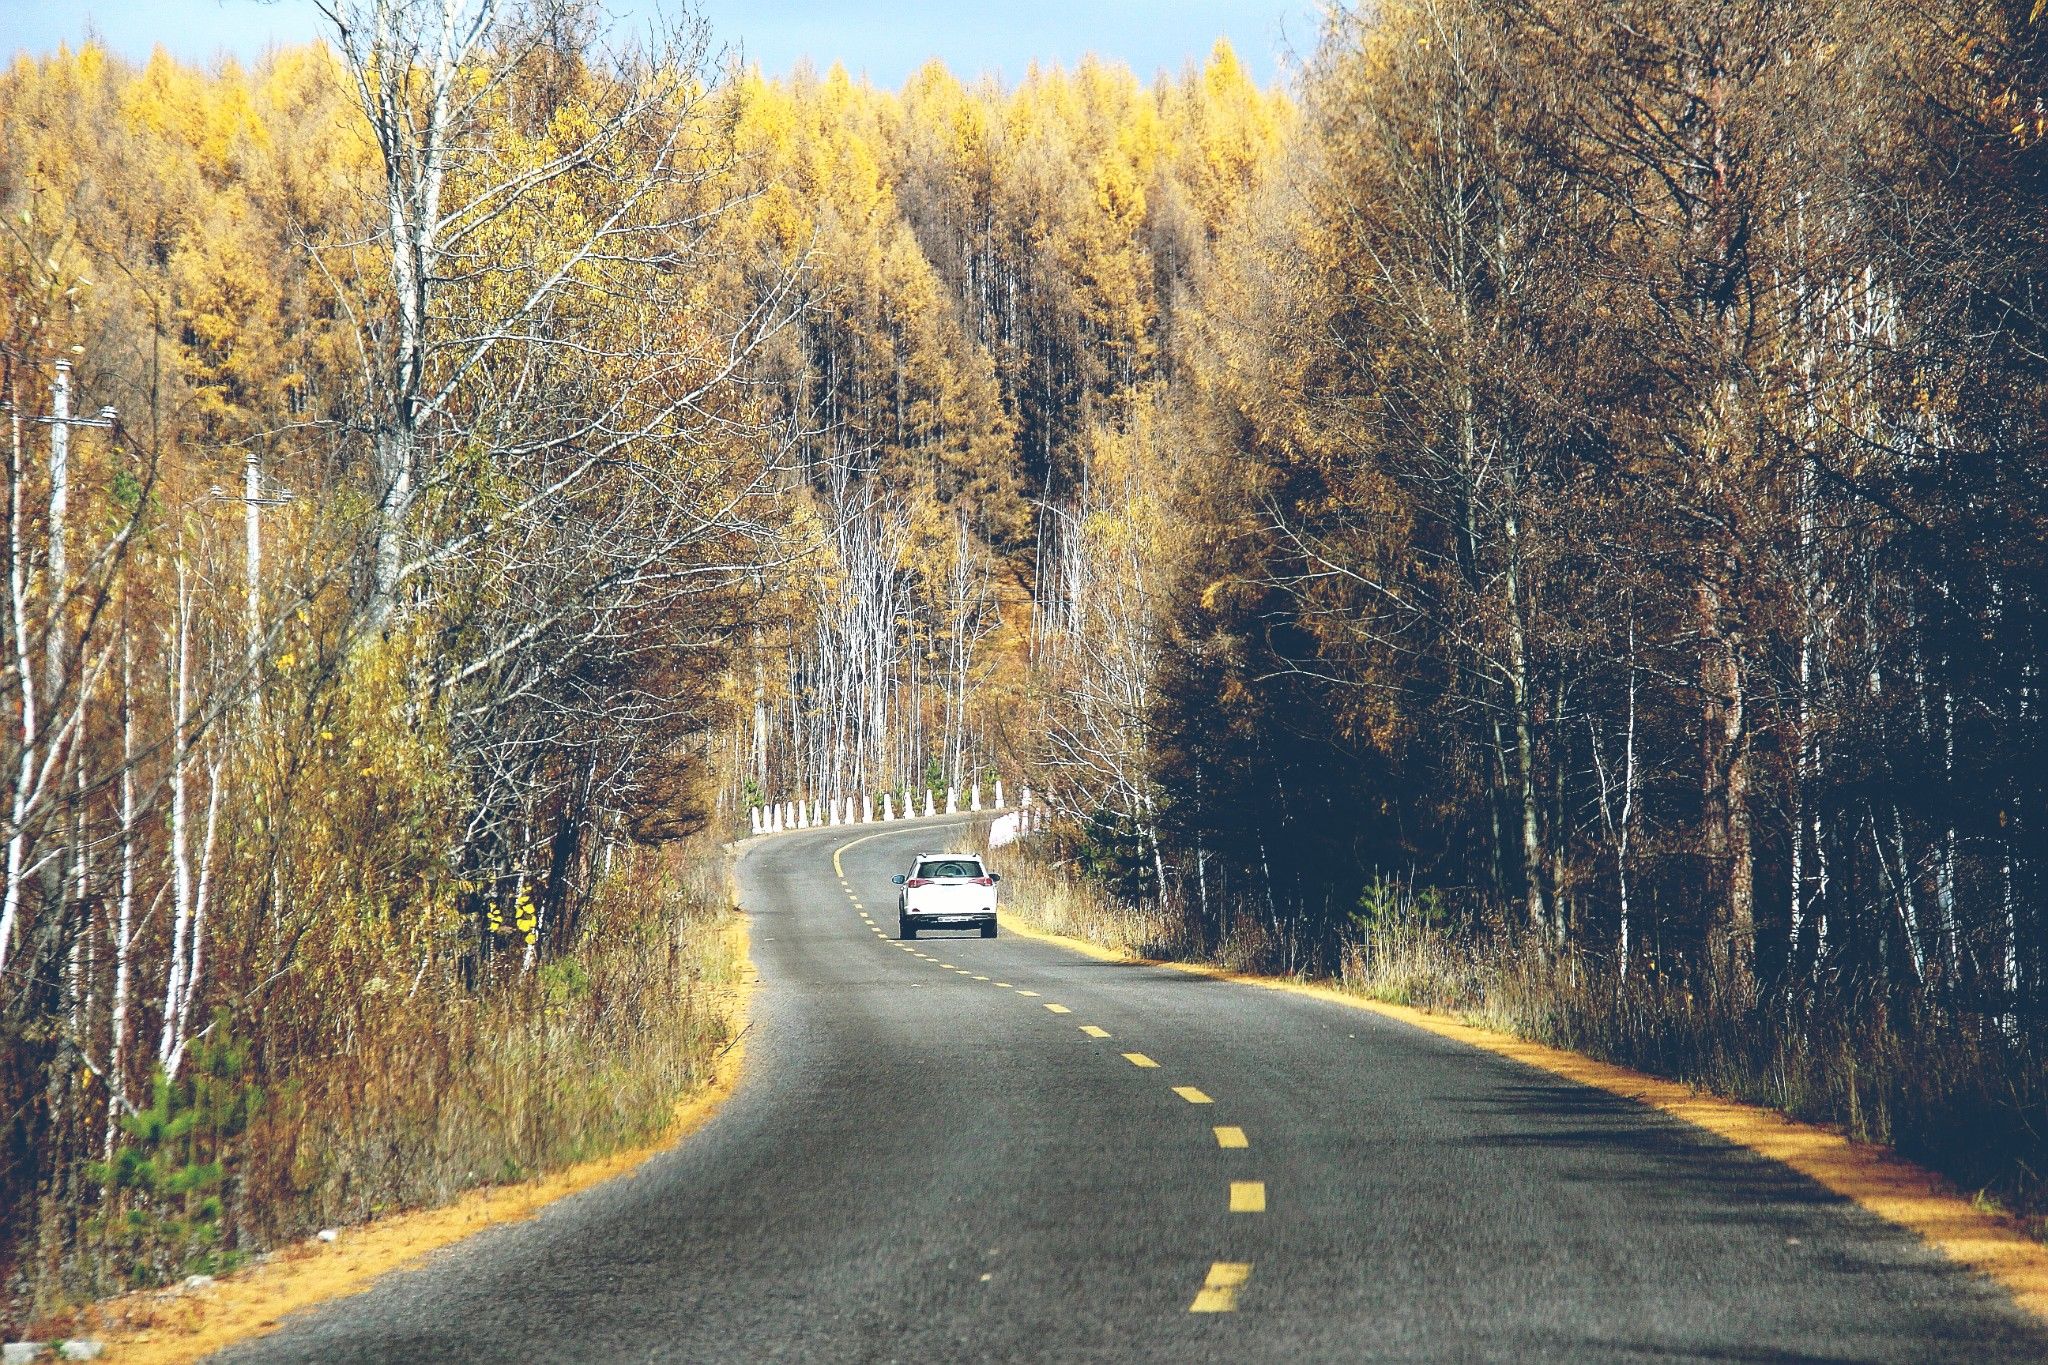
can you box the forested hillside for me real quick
[4,0,2047,1330]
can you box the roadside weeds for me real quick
[36,893,754,1364]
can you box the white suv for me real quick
[894,853,1000,939]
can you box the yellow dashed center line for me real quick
[1189,1262,1251,1313]
[832,829,1252,1315]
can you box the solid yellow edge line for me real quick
[997,909,2048,1323]
[99,909,757,1363]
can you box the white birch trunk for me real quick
[159,562,195,1067]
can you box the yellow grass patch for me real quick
[82,912,753,1364]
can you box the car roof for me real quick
[916,851,982,860]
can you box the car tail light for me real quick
[906,878,931,889]
[972,876,994,886]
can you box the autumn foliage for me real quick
[7,0,2048,1329]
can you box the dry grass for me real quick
[243,845,741,1244]
[23,842,743,1333]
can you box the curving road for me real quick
[218,818,2048,1362]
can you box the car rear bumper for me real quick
[901,911,996,927]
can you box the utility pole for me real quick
[32,361,116,925]
[37,359,118,706]
[751,570,768,792]
[245,451,262,667]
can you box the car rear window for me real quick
[918,859,983,879]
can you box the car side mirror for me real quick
[990,873,1001,883]
[892,874,906,885]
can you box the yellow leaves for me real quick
[487,884,540,947]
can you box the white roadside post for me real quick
[970,782,982,813]
[946,786,958,814]
[923,790,935,818]
[863,793,874,823]
[994,779,1005,809]
[750,806,761,835]
[883,793,895,821]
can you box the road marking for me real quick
[994,982,1012,988]
[973,975,990,981]
[940,962,956,969]
[1214,1126,1248,1149]
[1123,1052,1159,1068]
[1080,1025,1110,1038]
[1230,1181,1267,1213]
[1189,1262,1251,1313]
[1043,1003,1071,1014]
[1015,990,1039,997]
[1173,1086,1214,1104]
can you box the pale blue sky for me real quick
[4,1,1318,86]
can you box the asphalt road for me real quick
[218,817,2048,1362]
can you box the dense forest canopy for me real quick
[3,0,2046,1324]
